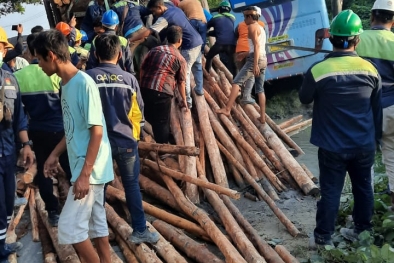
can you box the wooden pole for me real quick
[170,100,186,175]
[37,215,57,263]
[275,245,300,263]
[143,159,240,199]
[278,115,303,129]
[300,164,318,183]
[29,187,40,242]
[113,229,139,263]
[138,141,200,156]
[153,220,225,263]
[283,119,312,134]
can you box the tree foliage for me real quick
[0,0,42,17]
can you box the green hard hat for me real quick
[329,10,363,37]
[219,1,231,8]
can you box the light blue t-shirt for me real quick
[61,71,114,184]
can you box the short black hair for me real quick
[93,16,103,27]
[95,34,120,61]
[329,35,359,49]
[166,25,182,44]
[27,33,38,55]
[31,25,44,34]
[372,9,394,24]
[147,0,164,9]
[34,30,70,62]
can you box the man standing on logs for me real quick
[128,0,204,108]
[355,0,394,210]
[299,10,382,248]
[140,26,188,144]
[37,30,113,263]
[14,33,72,228]
[85,34,160,244]
[0,26,34,263]
[216,6,267,124]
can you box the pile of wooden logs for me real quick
[278,115,313,136]
[7,59,320,263]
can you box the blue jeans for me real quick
[180,46,203,106]
[189,19,207,53]
[314,148,375,244]
[112,146,146,232]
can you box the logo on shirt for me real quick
[96,74,124,82]
[62,99,74,144]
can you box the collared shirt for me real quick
[140,45,187,96]
[299,51,382,154]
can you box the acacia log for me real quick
[300,164,318,183]
[170,100,186,173]
[216,141,300,237]
[138,141,200,156]
[108,225,115,241]
[283,119,312,134]
[29,188,40,242]
[218,71,232,97]
[163,157,180,171]
[204,91,285,191]
[153,220,225,263]
[206,105,245,186]
[146,221,188,263]
[244,192,259,202]
[114,232,139,263]
[178,105,199,203]
[6,228,16,263]
[10,187,30,232]
[278,115,303,129]
[36,191,81,263]
[193,90,228,187]
[105,185,210,241]
[243,105,319,196]
[57,170,70,207]
[139,174,181,211]
[143,159,240,199]
[53,185,59,198]
[143,121,154,137]
[197,161,266,263]
[161,174,247,263]
[21,162,37,184]
[105,203,163,263]
[204,46,233,82]
[109,245,123,263]
[38,215,56,263]
[274,245,300,263]
[221,197,285,263]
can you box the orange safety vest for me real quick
[236,20,265,53]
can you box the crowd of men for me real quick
[1,0,393,261]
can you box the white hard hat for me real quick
[252,6,262,16]
[372,0,394,12]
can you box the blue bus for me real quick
[229,0,332,81]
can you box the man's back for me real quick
[178,0,206,23]
[300,52,382,153]
[208,13,236,45]
[14,64,63,132]
[356,29,394,108]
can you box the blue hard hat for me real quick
[80,30,88,41]
[101,10,119,27]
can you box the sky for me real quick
[0,3,50,38]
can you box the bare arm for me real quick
[80,125,102,178]
[129,27,152,43]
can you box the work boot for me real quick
[130,228,160,244]
[340,228,359,242]
[48,211,60,227]
[240,78,255,105]
[308,236,334,250]
[4,242,23,254]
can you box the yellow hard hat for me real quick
[75,29,82,41]
[0,27,14,49]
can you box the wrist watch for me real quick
[22,140,33,148]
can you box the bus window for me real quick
[231,0,293,12]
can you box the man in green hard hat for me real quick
[299,10,382,248]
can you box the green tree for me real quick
[0,0,42,16]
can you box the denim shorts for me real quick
[233,53,267,94]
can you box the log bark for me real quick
[243,105,320,196]
[57,170,70,207]
[138,141,200,156]
[196,160,266,263]
[6,227,17,263]
[105,185,210,241]
[193,89,228,187]
[36,191,81,263]
[163,157,180,171]
[109,245,123,263]
[139,174,181,211]
[278,115,303,129]
[146,221,188,263]
[274,245,300,263]
[204,91,286,192]
[300,164,318,183]
[283,119,312,134]
[10,187,30,232]
[37,215,56,263]
[108,225,116,241]
[114,230,139,263]
[29,187,40,242]
[216,140,300,237]
[160,174,247,263]
[244,192,259,202]
[21,162,37,184]
[178,106,199,203]
[153,220,225,263]
[143,121,154,137]
[206,103,245,187]
[221,197,285,263]
[170,100,186,174]
[105,203,163,263]
[142,159,240,199]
